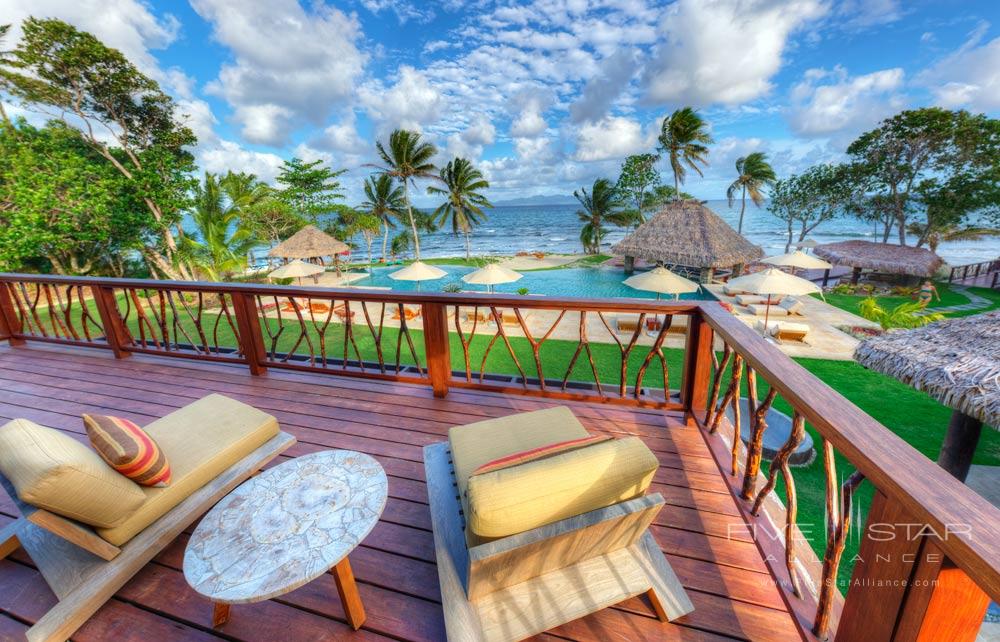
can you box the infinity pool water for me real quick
[350,265,714,300]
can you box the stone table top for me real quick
[183,450,387,604]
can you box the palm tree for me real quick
[907,221,1000,253]
[369,129,437,259]
[427,158,492,260]
[858,298,943,330]
[183,172,264,280]
[726,152,776,234]
[658,107,713,199]
[360,174,406,260]
[574,178,622,254]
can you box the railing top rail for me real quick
[0,273,701,314]
[701,302,1000,601]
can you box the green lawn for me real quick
[816,281,1000,319]
[27,292,1000,584]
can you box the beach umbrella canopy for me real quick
[762,250,833,271]
[268,259,324,280]
[389,261,448,282]
[727,267,822,335]
[623,266,700,298]
[267,225,349,260]
[462,264,523,290]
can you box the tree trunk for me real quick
[784,218,794,253]
[382,222,390,260]
[464,230,471,261]
[737,185,747,234]
[673,160,681,201]
[882,218,892,243]
[403,181,421,260]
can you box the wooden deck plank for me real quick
[0,343,799,641]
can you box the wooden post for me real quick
[681,312,713,415]
[421,302,451,398]
[937,410,982,481]
[0,282,24,345]
[623,255,635,275]
[90,286,130,358]
[836,491,989,642]
[822,268,831,287]
[850,266,862,284]
[231,292,267,376]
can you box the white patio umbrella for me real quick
[388,261,447,291]
[726,267,822,335]
[623,266,700,300]
[268,259,324,285]
[761,250,833,274]
[462,264,523,293]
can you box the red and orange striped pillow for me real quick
[83,414,171,487]
[471,434,613,476]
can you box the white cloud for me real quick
[360,0,435,24]
[191,0,367,147]
[833,0,903,31]
[574,116,651,161]
[569,49,638,122]
[919,25,1000,112]
[445,114,497,160]
[315,113,368,155]
[643,0,827,106]
[361,66,444,133]
[508,89,553,138]
[788,66,905,138]
[198,140,285,183]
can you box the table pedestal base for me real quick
[212,603,230,628]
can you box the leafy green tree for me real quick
[427,158,492,260]
[769,164,853,252]
[858,298,943,330]
[0,119,153,274]
[240,196,305,246]
[616,153,660,226]
[6,18,197,279]
[360,174,406,260]
[182,172,264,281]
[906,221,1000,254]
[370,129,438,259]
[847,108,1000,246]
[340,209,382,271]
[275,158,346,224]
[641,185,694,211]
[726,152,776,234]
[574,178,624,254]
[390,230,412,260]
[658,107,713,199]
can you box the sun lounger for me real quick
[465,309,491,324]
[615,315,641,334]
[756,320,810,343]
[723,284,750,296]
[0,395,295,642]
[391,305,422,321]
[747,303,790,316]
[425,407,693,641]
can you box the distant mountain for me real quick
[490,194,576,207]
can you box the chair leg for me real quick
[646,588,670,622]
[0,531,20,560]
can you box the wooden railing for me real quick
[0,273,997,641]
[948,258,1000,283]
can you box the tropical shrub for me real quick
[858,298,944,330]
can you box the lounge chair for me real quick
[465,309,491,324]
[734,294,785,306]
[615,314,641,334]
[747,303,790,316]
[500,310,529,326]
[425,407,693,641]
[757,320,810,343]
[723,284,750,296]
[391,305,422,321]
[0,394,295,642]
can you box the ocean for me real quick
[347,200,999,266]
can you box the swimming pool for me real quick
[349,265,714,301]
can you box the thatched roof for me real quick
[814,240,943,277]
[855,312,1000,428]
[611,200,763,268]
[267,225,349,259]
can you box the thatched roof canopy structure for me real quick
[267,225,349,260]
[814,240,943,277]
[611,200,762,268]
[855,312,999,428]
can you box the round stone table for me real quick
[183,450,387,630]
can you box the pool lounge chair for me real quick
[425,407,693,641]
[615,314,642,334]
[757,320,810,343]
[0,394,295,642]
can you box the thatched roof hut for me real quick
[814,240,943,277]
[267,225,349,261]
[855,312,999,429]
[611,200,762,279]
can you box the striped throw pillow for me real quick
[83,415,171,487]
[471,434,613,476]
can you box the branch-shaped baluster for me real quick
[177,291,210,353]
[813,443,866,638]
[705,344,733,426]
[634,315,673,401]
[596,311,646,398]
[561,311,603,397]
[282,297,315,364]
[75,286,103,341]
[741,375,777,499]
[38,284,66,338]
[710,353,743,434]
[141,289,169,350]
[49,285,78,340]
[393,303,424,375]
[360,302,386,373]
[18,282,47,337]
[454,305,480,382]
[752,411,806,598]
[164,291,201,354]
[3,283,26,335]
[479,307,525,386]
[129,289,159,349]
[341,301,363,370]
[258,295,285,360]
[215,294,241,355]
[308,299,335,367]
[515,308,565,391]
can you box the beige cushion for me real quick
[97,394,279,546]
[723,284,749,295]
[735,294,765,306]
[780,297,805,315]
[466,437,658,538]
[773,322,809,335]
[0,419,145,528]
[747,303,789,316]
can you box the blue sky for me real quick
[3,0,999,205]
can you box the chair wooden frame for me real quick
[425,441,693,641]
[0,431,296,642]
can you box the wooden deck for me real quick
[0,342,802,641]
